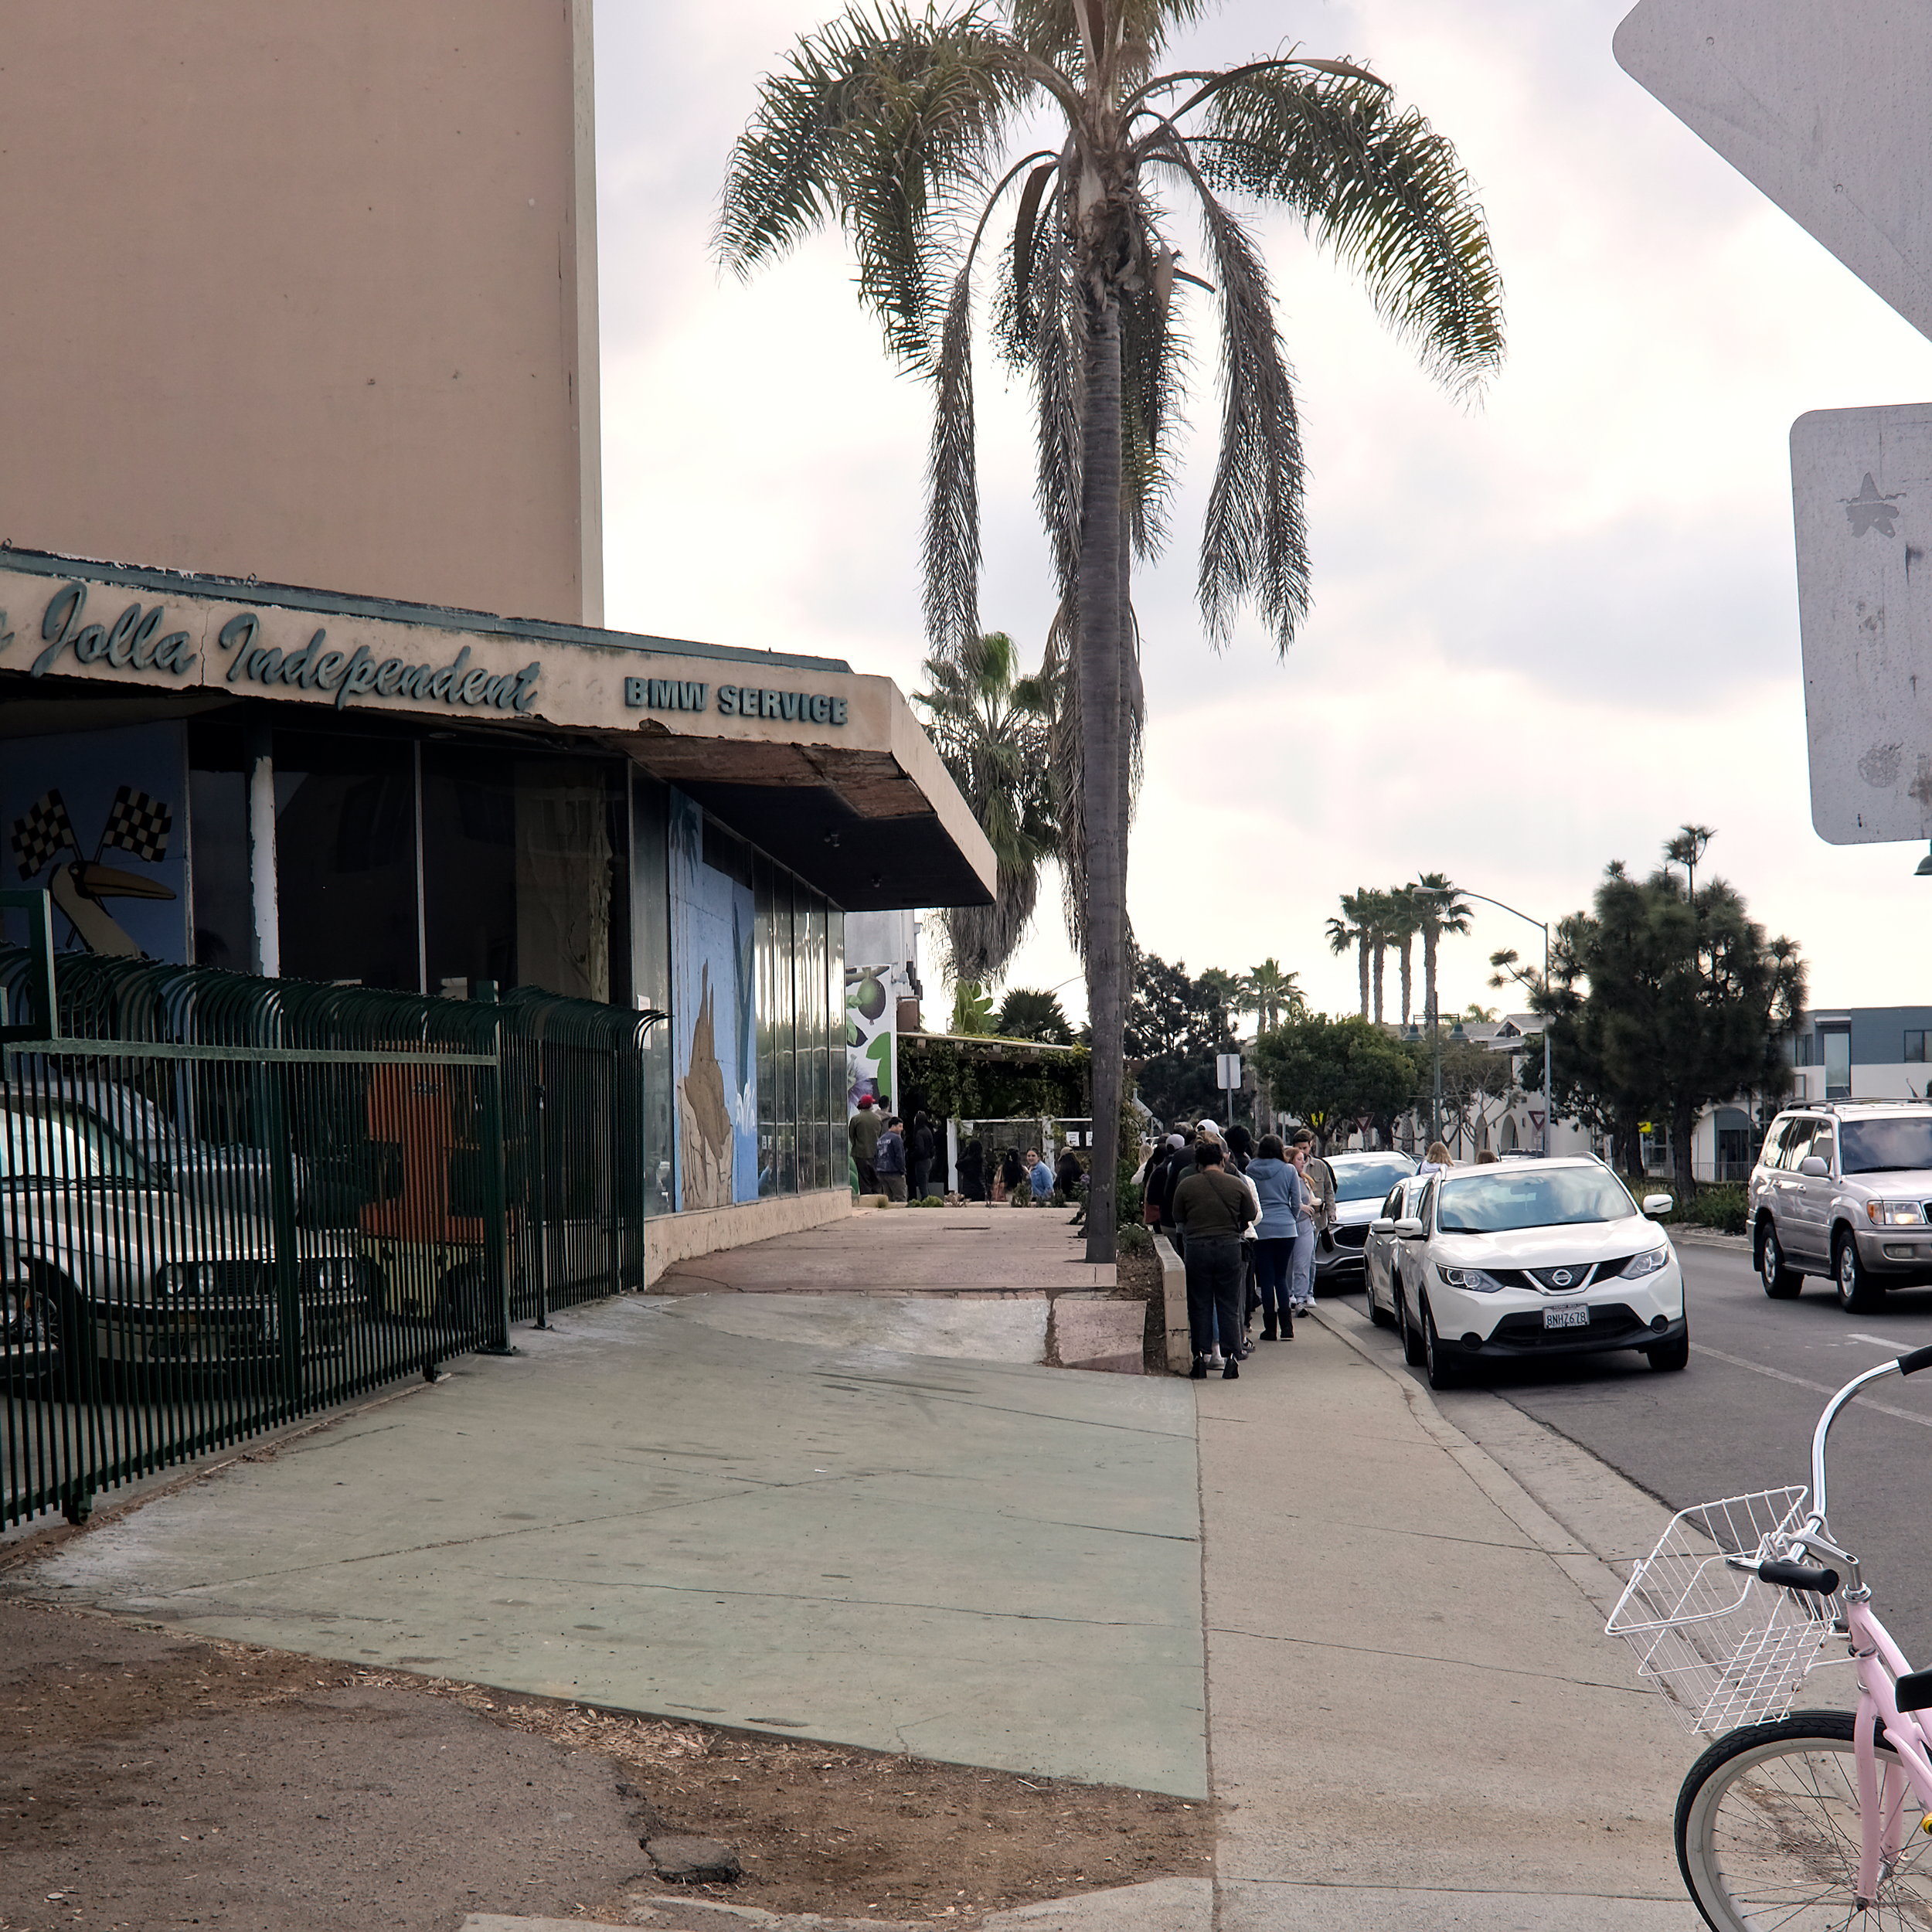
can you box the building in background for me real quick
[0,2,600,624]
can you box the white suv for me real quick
[1369,1156,1685,1389]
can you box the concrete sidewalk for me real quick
[5,1199,1709,1928]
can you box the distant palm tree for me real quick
[1328,899,1370,1019]
[1361,888,1397,1026]
[996,985,1076,1043]
[1240,957,1303,1032]
[1410,872,1472,1036]
[913,631,1058,986]
[1384,883,1423,1027]
[716,0,1504,1267]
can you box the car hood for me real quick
[1836,1167,1932,1190]
[1335,1196,1390,1226]
[1432,1217,1670,1267]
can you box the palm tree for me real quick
[913,630,1058,986]
[1384,883,1423,1027]
[1240,957,1302,1032]
[1328,900,1369,1019]
[1410,872,1472,1038]
[1361,888,1396,1026]
[718,2,1503,1260]
[996,985,1076,1042]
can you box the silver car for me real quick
[1750,1102,1932,1312]
[2,1090,360,1390]
[1314,1151,1420,1287]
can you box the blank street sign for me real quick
[1791,402,1932,844]
[1216,1053,1242,1090]
[1615,1,1932,341]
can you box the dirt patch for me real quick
[0,1599,1210,1930]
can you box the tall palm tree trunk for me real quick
[1077,291,1126,1265]
[1399,938,1413,1028]
[1422,927,1439,1030]
[1356,935,1370,1019]
[1372,944,1386,1026]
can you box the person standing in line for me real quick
[1285,1139,1318,1315]
[1246,1133,1300,1341]
[958,1135,987,1202]
[1172,1139,1256,1379]
[1290,1128,1337,1311]
[1196,1121,1260,1357]
[1146,1132,1189,1255]
[909,1111,937,1196]
[998,1145,1025,1204]
[1416,1139,1455,1178]
[874,1115,908,1202]
[1026,1147,1054,1203]
[849,1093,883,1196]
[1056,1143,1084,1200]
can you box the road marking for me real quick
[1692,1342,1932,1429]
[1845,1332,1901,1349]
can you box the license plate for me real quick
[1543,1305,1590,1330]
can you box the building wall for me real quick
[0,1,600,624]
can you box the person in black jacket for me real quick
[909,1112,937,1196]
[958,1137,986,1202]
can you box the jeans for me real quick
[1184,1234,1244,1361]
[1253,1236,1294,1313]
[1289,1219,1316,1304]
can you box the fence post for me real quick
[261,1059,303,1417]
[471,981,519,1356]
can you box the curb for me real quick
[1304,1301,1661,1621]
[1153,1233,1190,1373]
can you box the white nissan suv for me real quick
[1370,1156,1685,1390]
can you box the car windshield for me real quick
[1840,1117,1932,1175]
[1436,1166,1635,1234]
[1330,1157,1415,1203]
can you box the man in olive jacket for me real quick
[848,1094,883,1195]
[1172,1141,1255,1380]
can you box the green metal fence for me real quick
[0,889,662,1529]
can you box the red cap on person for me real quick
[856,1094,875,1107]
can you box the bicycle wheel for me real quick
[1676,1708,1932,1930]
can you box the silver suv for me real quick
[1750,1102,1932,1311]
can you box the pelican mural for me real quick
[9,783,177,957]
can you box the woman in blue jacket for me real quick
[1245,1133,1301,1340]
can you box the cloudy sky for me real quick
[594,0,1932,1026]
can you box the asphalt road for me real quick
[1332,1240,1932,1666]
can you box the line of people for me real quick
[1138,1120,1336,1381]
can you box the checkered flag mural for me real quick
[101,786,172,864]
[10,790,77,880]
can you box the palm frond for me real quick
[715,5,1035,371]
[1195,68,1504,395]
[924,265,983,653]
[1166,154,1308,651]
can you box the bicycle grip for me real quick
[1759,1558,1841,1594]
[1898,1345,1932,1378]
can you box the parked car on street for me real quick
[1363,1172,1430,1328]
[1750,1101,1932,1312]
[2,1089,362,1392]
[1315,1150,1418,1287]
[1368,1156,1685,1389]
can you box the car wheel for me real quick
[1422,1303,1463,1391]
[1366,1279,1393,1329]
[1757,1221,1802,1299]
[1398,1290,1425,1366]
[1645,1324,1690,1372]
[1833,1234,1886,1315]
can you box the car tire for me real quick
[1366,1282,1393,1330]
[1398,1290,1425,1366]
[1757,1222,1802,1299]
[1832,1234,1886,1315]
[1422,1303,1463,1391]
[1645,1325,1690,1372]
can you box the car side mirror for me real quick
[1799,1157,1830,1179]
[1394,1216,1425,1238]
[1642,1192,1674,1216]
[1369,1217,1395,1234]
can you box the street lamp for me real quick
[1417,885,1553,1158]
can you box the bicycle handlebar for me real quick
[1808,1349,1932,1541]
[1757,1557,1842,1595]
[1899,1345,1932,1379]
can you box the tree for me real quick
[1328,904,1369,1019]
[1410,872,1471,1035]
[1383,883,1423,1027]
[913,630,1058,985]
[1255,1012,1416,1151]
[952,979,998,1034]
[719,2,1504,1262]
[1127,952,1236,1126]
[1433,1036,1517,1156]
[1236,957,1303,1032]
[1362,888,1399,1025]
[996,985,1076,1043]
[1665,823,1716,916]
[1522,838,1805,1192]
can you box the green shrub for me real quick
[1116,1221,1152,1255]
[1658,1182,1748,1236]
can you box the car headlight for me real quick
[1437,1264,1503,1293]
[153,1262,216,1298]
[300,1257,360,1297]
[1866,1201,1924,1227]
[1621,1247,1671,1279]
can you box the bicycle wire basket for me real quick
[1606,1486,1846,1734]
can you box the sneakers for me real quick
[1206,1349,1225,1369]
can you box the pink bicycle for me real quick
[1609,1342,1932,1930]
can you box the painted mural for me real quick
[1,723,189,962]
[845,964,896,1111]
[668,790,758,1209]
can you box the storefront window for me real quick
[274,728,420,992]
[420,743,515,993]
[186,719,250,971]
